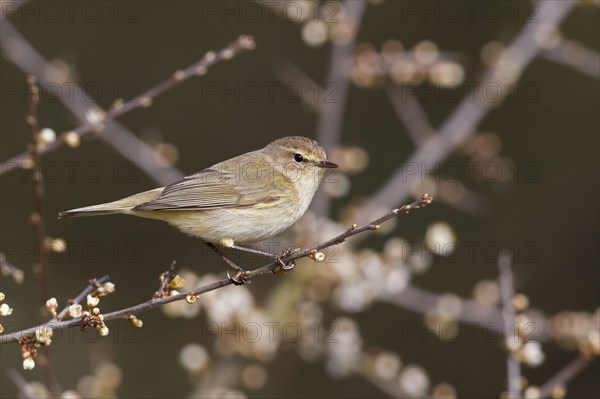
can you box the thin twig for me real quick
[498,250,521,399]
[55,275,111,321]
[245,194,433,278]
[538,354,594,398]
[0,194,432,345]
[0,25,255,182]
[154,262,177,299]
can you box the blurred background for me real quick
[1,1,598,398]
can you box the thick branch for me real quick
[311,0,368,216]
[355,0,576,225]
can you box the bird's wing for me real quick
[132,166,281,211]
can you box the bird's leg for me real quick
[229,244,280,259]
[229,244,298,269]
[202,241,250,285]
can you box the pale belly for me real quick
[131,204,302,245]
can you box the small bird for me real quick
[59,136,337,261]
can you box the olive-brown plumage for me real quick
[58,136,337,247]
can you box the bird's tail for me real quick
[58,204,127,219]
[58,188,163,219]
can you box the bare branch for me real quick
[0,22,255,183]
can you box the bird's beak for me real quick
[318,160,338,169]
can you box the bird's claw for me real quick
[282,259,296,271]
[227,270,251,285]
[275,258,296,274]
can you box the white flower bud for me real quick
[35,326,53,345]
[38,128,56,145]
[46,298,58,316]
[68,304,83,318]
[98,325,109,336]
[23,357,35,370]
[87,295,100,308]
[0,303,13,316]
[65,131,81,148]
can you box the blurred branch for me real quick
[23,75,59,397]
[355,0,577,225]
[0,194,433,345]
[538,354,594,398]
[0,254,25,283]
[383,283,549,343]
[0,0,29,16]
[498,250,521,399]
[364,375,407,399]
[384,82,434,144]
[384,81,493,218]
[315,0,368,150]
[541,38,600,80]
[273,59,323,112]
[0,21,255,184]
[24,76,48,307]
[312,0,368,216]
[7,368,36,399]
[191,357,245,397]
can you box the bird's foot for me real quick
[227,269,251,285]
[274,248,299,273]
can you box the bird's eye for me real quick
[294,153,304,163]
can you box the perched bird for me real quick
[59,136,337,260]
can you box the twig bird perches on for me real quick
[0,194,433,345]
